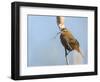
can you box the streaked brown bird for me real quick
[57,16,83,64]
[60,27,83,64]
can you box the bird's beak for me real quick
[57,31,61,35]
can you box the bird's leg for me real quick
[65,49,69,65]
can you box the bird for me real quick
[59,24,83,64]
[56,16,83,64]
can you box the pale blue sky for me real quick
[27,15,88,66]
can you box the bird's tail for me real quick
[76,47,84,58]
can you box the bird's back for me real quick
[60,29,80,52]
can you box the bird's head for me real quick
[61,28,68,33]
[52,27,68,39]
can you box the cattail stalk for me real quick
[56,16,65,29]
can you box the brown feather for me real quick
[60,28,80,53]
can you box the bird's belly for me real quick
[60,37,73,51]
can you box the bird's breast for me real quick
[61,32,74,41]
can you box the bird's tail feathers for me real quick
[78,47,84,58]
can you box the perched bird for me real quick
[57,16,83,64]
[59,26,83,64]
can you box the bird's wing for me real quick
[63,36,80,50]
[68,39,80,47]
[60,35,73,51]
[66,30,80,47]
